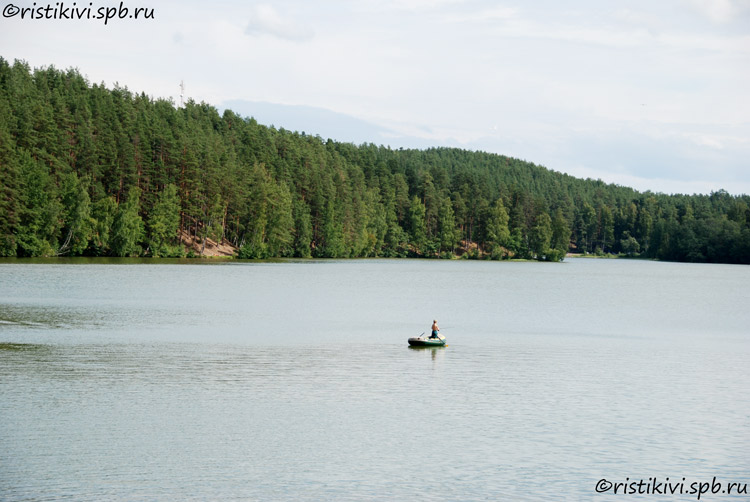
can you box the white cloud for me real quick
[372,0,467,12]
[614,8,663,30]
[493,16,750,54]
[693,135,725,149]
[687,0,738,23]
[441,6,518,23]
[245,4,314,42]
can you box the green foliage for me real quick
[1,57,748,264]
[111,187,144,257]
[0,92,19,256]
[529,212,553,260]
[148,184,181,257]
[384,205,408,257]
[266,182,294,257]
[437,196,458,254]
[91,196,117,254]
[363,187,387,257]
[550,208,570,260]
[203,194,225,249]
[292,198,312,258]
[407,196,427,255]
[486,198,511,259]
[620,232,640,256]
[15,152,61,257]
[58,172,94,255]
[320,199,346,258]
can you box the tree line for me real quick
[1,58,749,263]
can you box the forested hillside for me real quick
[1,58,749,263]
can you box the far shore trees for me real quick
[1,57,749,263]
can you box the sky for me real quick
[2,0,749,195]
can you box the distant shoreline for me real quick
[0,253,645,264]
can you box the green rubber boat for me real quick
[408,334,446,347]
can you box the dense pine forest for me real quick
[1,58,749,263]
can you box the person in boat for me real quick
[430,320,440,338]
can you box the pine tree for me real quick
[320,198,345,258]
[16,152,62,256]
[407,196,427,255]
[292,198,312,258]
[147,184,181,257]
[91,196,117,255]
[0,92,20,256]
[58,172,94,255]
[111,187,144,256]
[266,181,294,257]
[529,211,553,261]
[486,198,511,259]
[437,196,458,255]
[550,208,571,261]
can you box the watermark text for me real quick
[3,2,154,25]
[596,477,747,500]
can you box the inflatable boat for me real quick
[408,334,446,347]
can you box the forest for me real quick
[1,57,749,263]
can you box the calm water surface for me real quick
[1,258,748,501]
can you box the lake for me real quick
[1,258,748,501]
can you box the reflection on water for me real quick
[0,304,104,329]
[408,345,447,364]
[0,342,50,353]
[1,259,749,500]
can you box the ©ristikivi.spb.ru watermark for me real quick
[2,2,154,25]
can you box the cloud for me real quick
[686,0,750,23]
[688,0,734,23]
[495,17,750,54]
[374,0,467,12]
[245,4,314,42]
[441,6,518,23]
[693,135,725,149]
